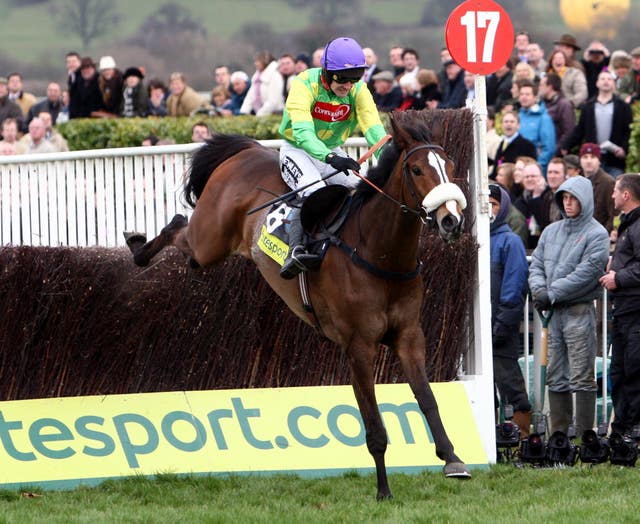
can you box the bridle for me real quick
[331,142,461,280]
[355,142,451,225]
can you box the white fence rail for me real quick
[0,138,370,247]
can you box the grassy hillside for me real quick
[1,0,425,61]
[0,0,563,61]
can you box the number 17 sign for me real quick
[445,0,514,75]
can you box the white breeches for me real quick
[279,142,360,198]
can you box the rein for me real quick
[351,142,447,222]
[326,142,446,281]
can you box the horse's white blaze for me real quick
[427,151,449,184]
[422,182,467,213]
[445,199,462,222]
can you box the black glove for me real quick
[533,290,551,311]
[325,153,360,173]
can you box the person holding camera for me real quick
[489,184,531,436]
[529,176,609,437]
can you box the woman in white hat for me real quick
[97,55,123,117]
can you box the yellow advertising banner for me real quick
[0,383,487,489]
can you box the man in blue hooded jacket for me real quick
[529,176,609,437]
[518,79,556,175]
[489,184,531,435]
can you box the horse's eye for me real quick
[411,166,422,176]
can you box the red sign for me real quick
[445,0,514,75]
[311,102,352,122]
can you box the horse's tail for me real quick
[184,134,261,207]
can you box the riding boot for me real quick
[548,391,573,434]
[512,410,531,439]
[575,391,596,438]
[280,207,321,280]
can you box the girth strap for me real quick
[329,235,423,281]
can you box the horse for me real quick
[125,111,471,499]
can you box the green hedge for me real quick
[625,103,640,174]
[56,115,284,150]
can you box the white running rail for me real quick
[0,138,369,247]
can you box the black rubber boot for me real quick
[549,391,573,434]
[575,391,596,437]
[280,208,321,279]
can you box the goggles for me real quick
[329,70,364,84]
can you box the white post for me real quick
[601,290,609,429]
[462,74,496,463]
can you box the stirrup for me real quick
[280,246,320,279]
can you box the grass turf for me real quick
[0,464,637,523]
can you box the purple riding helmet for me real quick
[321,37,366,84]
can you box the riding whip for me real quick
[247,134,392,215]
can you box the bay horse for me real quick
[125,111,471,499]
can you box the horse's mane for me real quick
[352,116,433,207]
[184,134,261,207]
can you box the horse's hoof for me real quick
[132,254,150,268]
[444,462,471,479]
[123,231,147,252]
[166,214,188,230]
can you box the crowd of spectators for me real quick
[475,33,640,441]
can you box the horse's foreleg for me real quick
[125,214,191,267]
[347,341,392,500]
[394,328,471,479]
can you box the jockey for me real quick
[278,36,388,279]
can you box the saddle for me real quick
[301,185,352,246]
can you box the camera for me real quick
[496,405,521,462]
[609,432,638,467]
[546,430,578,466]
[496,404,521,448]
[520,433,547,465]
[496,421,520,447]
[520,417,547,465]
[579,427,609,464]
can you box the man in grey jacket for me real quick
[529,176,609,437]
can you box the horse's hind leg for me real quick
[347,339,393,500]
[124,214,192,267]
[394,327,471,478]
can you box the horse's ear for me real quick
[389,112,412,150]
[429,112,445,146]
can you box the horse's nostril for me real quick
[441,215,458,232]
